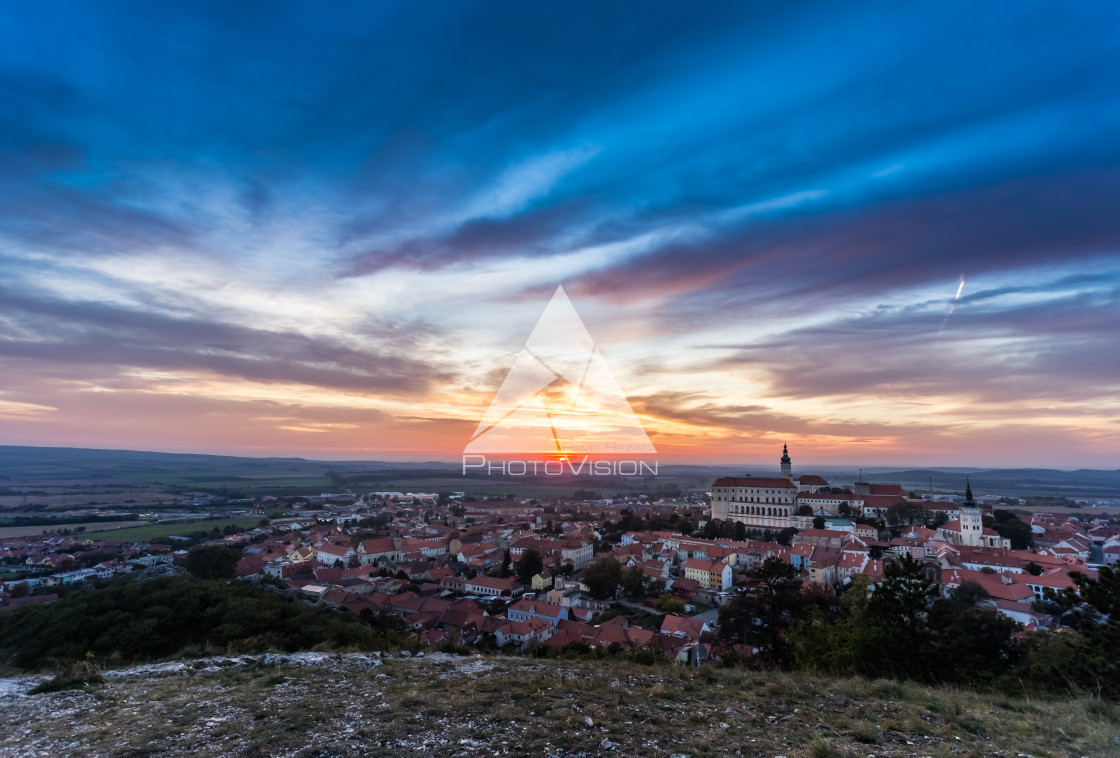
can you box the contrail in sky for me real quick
[939,275,965,335]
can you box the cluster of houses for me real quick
[207,494,1110,664]
[2,472,1117,666]
[0,531,184,610]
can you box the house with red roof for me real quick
[494,617,553,649]
[530,570,553,591]
[357,537,401,565]
[657,635,709,666]
[683,558,731,591]
[465,575,522,597]
[506,598,569,627]
[668,575,701,599]
[455,541,500,565]
[660,613,709,641]
[795,474,829,493]
[315,542,355,567]
[982,598,1054,630]
[807,547,842,587]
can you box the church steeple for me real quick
[959,477,982,546]
[780,444,792,479]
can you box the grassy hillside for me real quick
[1,654,1117,757]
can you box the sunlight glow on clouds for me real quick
[0,1,1118,466]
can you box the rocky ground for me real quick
[1,653,1118,757]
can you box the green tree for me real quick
[622,565,646,598]
[887,502,931,526]
[183,545,242,580]
[928,602,1021,685]
[654,594,685,614]
[952,579,990,606]
[775,527,797,547]
[582,557,622,599]
[864,555,940,679]
[0,576,409,669]
[994,516,1032,550]
[1038,565,1120,696]
[514,549,544,581]
[718,557,804,668]
[629,639,669,666]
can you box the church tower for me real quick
[959,477,982,547]
[780,444,793,480]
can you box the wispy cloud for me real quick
[0,2,1118,464]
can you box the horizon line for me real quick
[0,443,1114,473]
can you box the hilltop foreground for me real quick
[1,654,1117,757]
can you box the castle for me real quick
[710,447,1007,547]
[710,445,913,530]
[709,445,827,531]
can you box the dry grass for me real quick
[1,655,1118,757]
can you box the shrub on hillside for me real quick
[183,545,242,580]
[0,576,408,670]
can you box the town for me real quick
[3,446,1116,669]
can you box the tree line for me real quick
[0,576,409,670]
[718,556,1120,698]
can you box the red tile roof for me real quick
[713,477,797,489]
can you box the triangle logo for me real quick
[465,285,656,456]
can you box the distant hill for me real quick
[1,446,1117,499]
[857,468,1120,499]
[0,445,457,484]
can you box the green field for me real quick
[128,473,335,492]
[82,517,265,542]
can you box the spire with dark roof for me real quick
[780,443,792,478]
[964,478,975,505]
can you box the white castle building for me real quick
[710,445,919,531]
[710,445,830,531]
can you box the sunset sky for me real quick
[1,2,1118,467]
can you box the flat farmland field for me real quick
[0,490,181,510]
[0,521,145,539]
[128,472,334,492]
[81,517,265,542]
